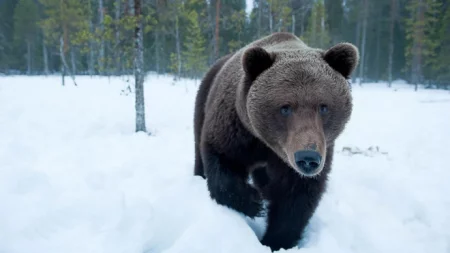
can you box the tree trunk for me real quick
[292,13,296,34]
[358,0,368,86]
[61,65,65,86]
[258,0,262,37]
[43,41,49,75]
[320,14,325,48]
[387,0,397,87]
[161,35,167,74]
[71,47,76,75]
[26,40,31,75]
[134,0,147,133]
[207,0,214,65]
[412,0,424,91]
[300,11,305,35]
[98,0,105,73]
[375,16,381,82]
[88,19,95,75]
[214,0,220,59]
[86,0,95,75]
[115,0,121,74]
[59,37,77,86]
[175,14,181,79]
[353,30,361,83]
[269,1,273,33]
[353,7,361,84]
[311,10,316,45]
[277,18,281,32]
[155,30,160,74]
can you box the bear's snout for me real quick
[294,150,322,175]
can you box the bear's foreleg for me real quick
[202,143,263,218]
[261,167,324,251]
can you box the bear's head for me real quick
[237,42,359,177]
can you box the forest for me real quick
[0,0,449,89]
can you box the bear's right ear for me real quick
[242,47,275,81]
[323,43,359,79]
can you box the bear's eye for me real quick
[280,105,292,116]
[319,104,329,115]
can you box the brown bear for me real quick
[193,32,359,251]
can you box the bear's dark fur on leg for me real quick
[201,142,264,218]
[193,54,232,178]
[250,167,270,191]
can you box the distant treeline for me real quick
[0,0,449,89]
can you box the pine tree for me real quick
[249,0,274,39]
[227,9,246,52]
[98,0,105,73]
[405,0,441,89]
[214,0,220,59]
[290,0,314,36]
[358,0,368,85]
[431,1,450,87]
[13,0,39,74]
[388,0,398,87]
[325,0,345,44]
[214,0,246,57]
[40,0,90,83]
[108,0,140,73]
[0,0,448,87]
[167,0,184,79]
[182,8,207,79]
[0,0,19,73]
[303,0,330,49]
[267,0,292,33]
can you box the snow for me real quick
[0,75,449,253]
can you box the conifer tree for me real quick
[13,0,39,74]
[405,0,441,89]
[167,0,184,80]
[182,9,207,79]
[267,0,292,33]
[0,0,18,73]
[325,0,345,45]
[0,0,449,88]
[303,0,330,49]
[39,0,90,84]
[227,9,246,52]
[387,0,398,87]
[431,1,450,87]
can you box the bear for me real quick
[193,32,359,251]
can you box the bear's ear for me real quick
[242,47,275,81]
[323,43,359,79]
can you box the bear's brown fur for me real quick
[193,32,359,251]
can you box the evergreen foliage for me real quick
[0,0,448,89]
[302,0,330,49]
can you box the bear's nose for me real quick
[294,150,322,173]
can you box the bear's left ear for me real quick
[242,47,275,81]
[323,43,359,79]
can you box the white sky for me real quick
[246,0,254,14]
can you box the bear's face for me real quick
[241,43,358,177]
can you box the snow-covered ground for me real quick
[0,75,449,253]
